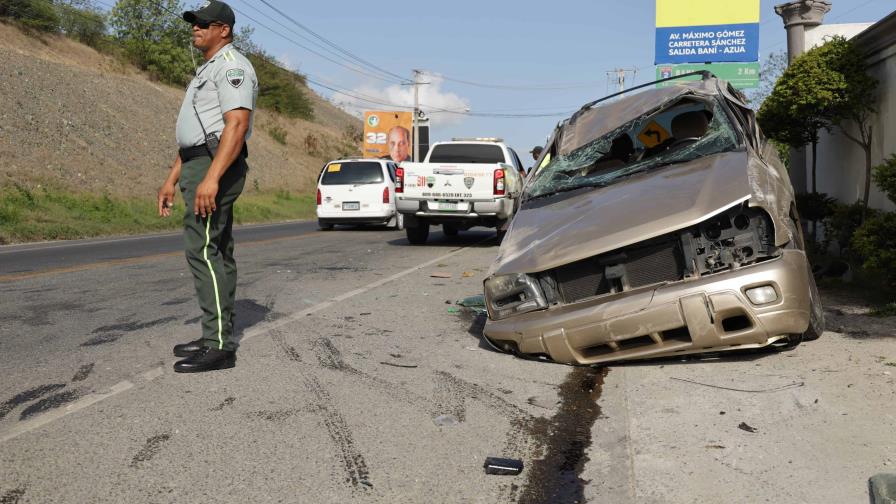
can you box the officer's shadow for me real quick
[232,298,277,343]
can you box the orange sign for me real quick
[363,111,414,162]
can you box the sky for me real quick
[195,0,894,157]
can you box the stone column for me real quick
[774,0,832,194]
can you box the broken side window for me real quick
[524,98,740,202]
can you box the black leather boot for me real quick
[173,338,204,358]
[173,347,236,373]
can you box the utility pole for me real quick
[403,70,429,161]
[413,69,421,162]
[606,68,638,96]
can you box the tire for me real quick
[496,229,507,242]
[406,223,430,245]
[442,224,458,237]
[802,270,825,341]
[318,220,334,231]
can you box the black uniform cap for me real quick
[183,0,236,27]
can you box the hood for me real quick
[491,151,753,276]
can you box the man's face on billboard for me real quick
[388,128,410,162]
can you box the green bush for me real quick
[269,124,288,145]
[57,3,106,47]
[796,192,836,222]
[852,212,896,287]
[0,0,59,31]
[872,154,896,205]
[249,53,314,120]
[825,201,879,257]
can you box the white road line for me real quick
[0,243,479,444]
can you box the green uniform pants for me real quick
[179,155,247,352]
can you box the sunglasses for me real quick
[193,20,225,29]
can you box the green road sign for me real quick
[655,62,760,89]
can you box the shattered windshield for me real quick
[524,98,739,201]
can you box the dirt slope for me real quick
[0,22,361,198]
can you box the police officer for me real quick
[157,0,258,373]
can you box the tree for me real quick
[823,36,879,214]
[108,0,193,86]
[757,44,845,194]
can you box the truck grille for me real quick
[551,236,685,304]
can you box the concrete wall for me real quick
[806,16,896,211]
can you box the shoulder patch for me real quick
[226,68,245,88]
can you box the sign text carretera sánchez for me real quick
[655,0,759,64]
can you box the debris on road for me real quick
[671,377,804,393]
[430,272,452,278]
[484,457,524,475]
[738,422,758,433]
[456,294,487,314]
[462,271,475,278]
[380,361,418,369]
[447,307,459,314]
[433,414,460,427]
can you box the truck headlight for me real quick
[484,273,548,320]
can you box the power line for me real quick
[425,72,610,91]
[227,4,406,83]
[253,0,408,83]
[234,0,407,83]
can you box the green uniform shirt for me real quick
[176,43,258,149]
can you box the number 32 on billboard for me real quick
[366,132,387,145]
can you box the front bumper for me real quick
[483,249,812,365]
[396,198,513,219]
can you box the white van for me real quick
[316,159,403,230]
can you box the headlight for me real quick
[484,273,548,320]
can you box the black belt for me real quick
[179,143,249,163]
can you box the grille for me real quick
[550,237,685,304]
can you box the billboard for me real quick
[363,111,413,162]
[655,0,759,64]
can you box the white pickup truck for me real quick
[395,138,526,244]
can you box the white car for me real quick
[316,159,403,230]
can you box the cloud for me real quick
[330,75,470,126]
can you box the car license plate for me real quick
[435,201,468,211]
[342,202,360,211]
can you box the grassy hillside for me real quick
[0,21,362,244]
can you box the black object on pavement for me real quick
[484,457,524,475]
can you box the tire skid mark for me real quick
[19,389,83,420]
[435,371,545,504]
[130,433,172,468]
[71,363,94,382]
[305,375,373,492]
[271,331,373,492]
[312,337,430,412]
[0,487,26,504]
[0,384,66,421]
[272,331,302,363]
[210,396,236,412]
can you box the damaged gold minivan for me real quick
[483,73,823,365]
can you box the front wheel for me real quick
[406,223,430,245]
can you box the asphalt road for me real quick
[0,224,893,503]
